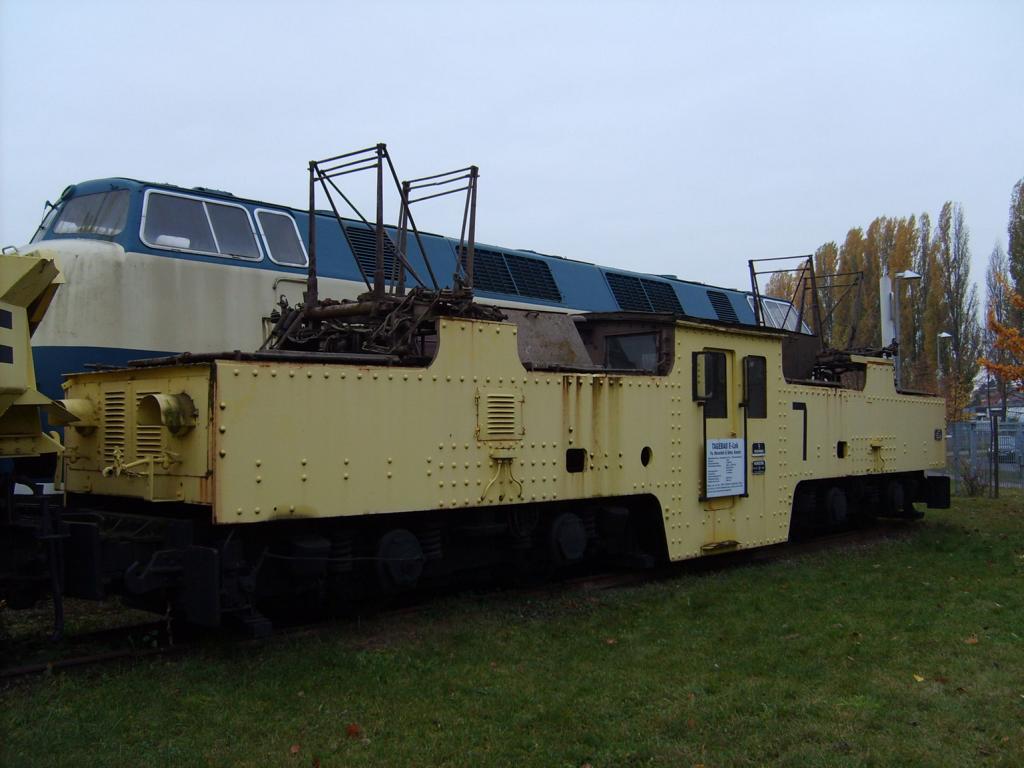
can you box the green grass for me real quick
[3,496,1023,767]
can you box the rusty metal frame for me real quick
[261,144,495,357]
[393,165,479,297]
[748,256,863,350]
[306,144,433,306]
[305,145,481,309]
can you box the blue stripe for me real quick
[34,346,171,401]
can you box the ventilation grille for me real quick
[605,273,684,314]
[135,391,163,458]
[504,253,561,301]
[102,390,127,463]
[641,279,684,313]
[458,247,562,302]
[478,391,522,441]
[343,224,398,281]
[606,273,649,311]
[485,393,517,438]
[707,290,739,323]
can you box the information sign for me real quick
[705,438,745,497]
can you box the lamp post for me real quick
[936,331,952,380]
[893,269,921,389]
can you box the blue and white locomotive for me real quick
[18,177,806,401]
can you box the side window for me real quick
[207,203,260,259]
[703,351,728,418]
[143,193,217,252]
[142,191,260,260]
[50,190,129,237]
[605,333,658,371]
[744,356,767,418]
[257,210,308,266]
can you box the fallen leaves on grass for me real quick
[913,675,925,683]
[346,723,364,739]
[965,634,979,645]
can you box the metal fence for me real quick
[946,420,1024,495]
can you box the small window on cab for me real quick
[256,209,308,267]
[605,333,659,371]
[693,350,728,418]
[141,190,261,260]
[743,355,767,418]
[50,190,130,237]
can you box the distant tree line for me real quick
[765,176,1024,422]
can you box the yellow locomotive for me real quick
[55,305,948,631]
[47,149,950,632]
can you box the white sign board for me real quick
[705,438,745,498]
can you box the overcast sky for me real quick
[1,0,1021,296]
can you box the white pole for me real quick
[895,285,902,388]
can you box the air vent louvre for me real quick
[504,253,562,301]
[640,279,683,314]
[103,390,127,463]
[605,273,684,315]
[478,390,522,441]
[485,393,517,438]
[458,247,562,302]
[606,273,651,311]
[707,290,739,323]
[464,248,516,294]
[343,224,398,281]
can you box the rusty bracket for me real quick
[480,454,524,503]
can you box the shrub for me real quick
[957,457,987,497]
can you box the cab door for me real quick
[693,348,744,548]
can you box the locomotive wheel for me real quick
[375,529,425,590]
[548,512,587,564]
[823,485,848,528]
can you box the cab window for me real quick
[50,190,129,237]
[744,355,767,418]
[703,351,728,418]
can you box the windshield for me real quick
[49,190,130,238]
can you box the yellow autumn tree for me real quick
[982,277,1024,389]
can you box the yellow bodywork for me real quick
[0,249,64,457]
[60,317,946,561]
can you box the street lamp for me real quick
[893,269,921,389]
[936,331,952,379]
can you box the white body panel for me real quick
[32,240,581,355]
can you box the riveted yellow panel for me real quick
[61,364,212,503]
[61,317,946,561]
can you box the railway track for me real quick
[1,520,915,681]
